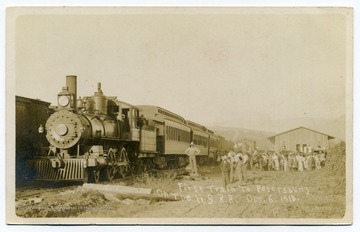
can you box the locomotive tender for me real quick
[35,75,227,182]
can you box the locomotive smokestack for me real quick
[66,75,77,108]
[97,82,102,93]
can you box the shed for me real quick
[268,127,335,153]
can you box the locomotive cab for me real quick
[115,100,140,141]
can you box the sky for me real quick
[13,8,350,133]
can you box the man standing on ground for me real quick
[227,150,236,183]
[219,155,231,188]
[234,152,243,182]
[239,152,249,184]
[185,142,201,175]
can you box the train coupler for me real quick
[49,158,65,168]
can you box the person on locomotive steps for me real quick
[185,142,201,175]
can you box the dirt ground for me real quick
[15,164,346,219]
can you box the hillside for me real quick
[209,126,274,150]
[210,115,346,151]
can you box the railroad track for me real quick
[16,185,78,201]
[15,179,89,199]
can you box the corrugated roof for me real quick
[268,126,335,140]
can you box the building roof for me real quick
[16,95,51,106]
[268,126,335,140]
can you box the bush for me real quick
[325,141,346,177]
[131,171,179,193]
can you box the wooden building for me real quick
[268,127,335,153]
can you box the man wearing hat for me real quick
[239,152,249,183]
[185,142,201,174]
[227,150,236,182]
[219,155,231,188]
[296,152,305,172]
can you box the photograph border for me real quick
[3,3,357,227]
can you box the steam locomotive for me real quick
[35,75,228,183]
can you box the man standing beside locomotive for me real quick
[185,142,201,175]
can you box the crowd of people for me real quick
[213,145,327,188]
[252,147,327,172]
[186,142,328,188]
[217,148,250,188]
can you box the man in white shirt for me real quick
[185,142,201,174]
[227,151,236,182]
[239,152,249,184]
[234,152,242,182]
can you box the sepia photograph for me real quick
[5,6,354,225]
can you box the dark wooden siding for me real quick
[16,96,52,185]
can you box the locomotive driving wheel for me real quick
[106,148,118,181]
[118,148,129,178]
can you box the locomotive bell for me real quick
[76,97,85,110]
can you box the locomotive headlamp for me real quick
[58,95,70,107]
